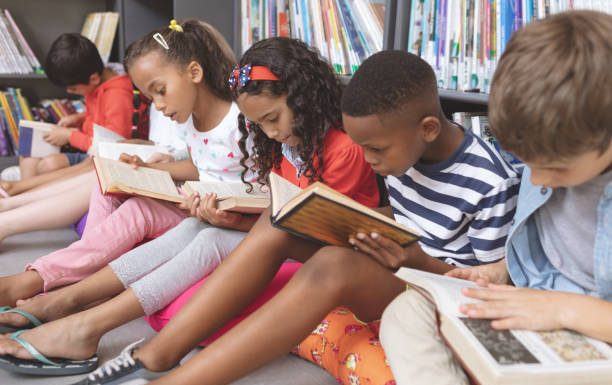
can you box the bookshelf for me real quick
[0,0,173,101]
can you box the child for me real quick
[69,49,518,385]
[14,33,137,180]
[0,36,381,379]
[0,19,237,308]
[379,11,612,385]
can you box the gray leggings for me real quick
[109,217,246,314]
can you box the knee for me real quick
[294,246,356,298]
[36,155,67,174]
[380,290,429,345]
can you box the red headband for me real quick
[228,64,280,90]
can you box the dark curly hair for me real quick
[342,50,438,117]
[123,20,236,102]
[234,37,342,188]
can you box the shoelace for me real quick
[87,338,145,380]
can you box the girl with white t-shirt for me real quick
[0,21,258,350]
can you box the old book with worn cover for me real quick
[182,180,270,214]
[395,267,612,385]
[269,172,419,247]
[93,156,183,203]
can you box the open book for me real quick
[93,156,183,203]
[269,173,419,247]
[182,181,269,214]
[18,120,60,157]
[395,268,612,385]
[89,123,125,156]
[97,142,169,162]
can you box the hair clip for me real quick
[153,33,169,50]
[168,19,183,32]
[228,64,280,91]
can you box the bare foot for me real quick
[0,314,100,361]
[0,288,84,329]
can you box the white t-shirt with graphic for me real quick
[176,103,247,183]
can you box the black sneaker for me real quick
[70,339,167,385]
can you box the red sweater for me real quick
[274,127,379,208]
[69,75,134,151]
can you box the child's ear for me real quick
[88,73,101,86]
[187,60,204,84]
[420,116,441,143]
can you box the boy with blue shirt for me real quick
[379,11,612,385]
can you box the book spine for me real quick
[3,9,41,70]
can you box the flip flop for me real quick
[0,306,43,334]
[0,330,98,375]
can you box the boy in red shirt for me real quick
[18,33,135,179]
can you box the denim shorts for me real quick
[64,152,89,166]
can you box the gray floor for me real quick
[0,229,336,385]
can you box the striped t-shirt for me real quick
[386,128,520,266]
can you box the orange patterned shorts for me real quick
[294,307,396,385]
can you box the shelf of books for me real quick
[0,8,43,76]
[405,0,612,96]
[0,86,85,156]
[240,0,387,75]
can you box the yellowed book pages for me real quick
[80,13,99,42]
[182,180,269,214]
[269,173,419,247]
[93,157,183,203]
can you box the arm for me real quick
[70,87,134,151]
[461,286,612,343]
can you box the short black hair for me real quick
[45,33,104,87]
[342,50,438,117]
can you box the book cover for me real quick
[17,120,60,158]
[269,173,419,247]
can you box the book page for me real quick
[18,119,57,131]
[395,268,480,317]
[90,123,126,155]
[184,180,268,199]
[97,142,167,162]
[96,157,180,199]
[269,172,302,216]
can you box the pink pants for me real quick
[145,262,302,346]
[27,187,186,291]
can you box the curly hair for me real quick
[234,38,343,188]
[123,20,236,102]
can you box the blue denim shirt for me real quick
[506,167,612,300]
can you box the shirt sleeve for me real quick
[69,87,133,151]
[468,177,521,262]
[321,143,379,208]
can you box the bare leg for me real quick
[0,171,95,212]
[35,153,70,175]
[0,158,92,197]
[132,211,322,371]
[18,157,40,180]
[0,266,125,328]
[0,177,92,241]
[148,247,405,385]
[0,271,44,307]
[0,288,145,361]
